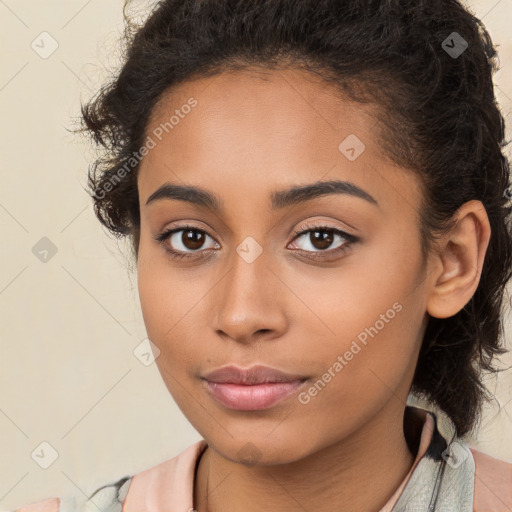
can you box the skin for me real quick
[135,67,491,512]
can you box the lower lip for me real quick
[203,380,306,410]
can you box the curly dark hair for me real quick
[76,0,512,438]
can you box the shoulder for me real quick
[12,497,60,512]
[12,475,132,512]
[471,447,512,511]
[10,441,208,512]
[122,440,208,511]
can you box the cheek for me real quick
[137,234,184,338]
[136,251,208,376]
[138,267,202,408]
[294,301,421,445]
[137,263,167,341]
[299,251,423,401]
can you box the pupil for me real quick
[184,230,204,249]
[312,230,333,250]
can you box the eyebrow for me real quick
[144,179,379,212]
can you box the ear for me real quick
[426,200,491,319]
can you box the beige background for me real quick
[1,0,512,509]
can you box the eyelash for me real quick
[154,222,359,261]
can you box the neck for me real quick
[193,401,418,512]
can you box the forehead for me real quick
[142,66,378,158]
[137,67,422,216]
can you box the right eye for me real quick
[154,225,220,259]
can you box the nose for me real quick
[212,245,289,345]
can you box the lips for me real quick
[201,364,308,385]
[201,364,309,410]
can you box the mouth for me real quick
[201,364,309,411]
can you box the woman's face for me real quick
[136,67,431,463]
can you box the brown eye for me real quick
[292,227,346,252]
[307,230,335,250]
[287,223,359,261]
[181,229,206,250]
[155,225,219,259]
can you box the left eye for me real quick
[289,226,356,253]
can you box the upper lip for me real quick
[202,364,308,385]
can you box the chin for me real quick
[207,432,314,467]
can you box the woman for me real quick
[14,0,512,510]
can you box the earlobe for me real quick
[426,200,491,319]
